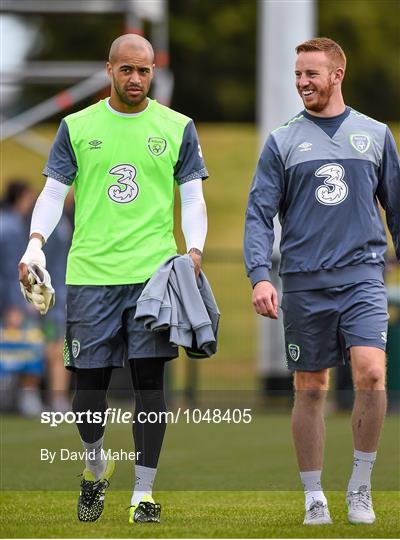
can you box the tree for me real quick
[319,0,400,122]
[169,0,256,121]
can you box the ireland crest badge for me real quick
[148,137,167,156]
[350,134,370,154]
[288,343,300,362]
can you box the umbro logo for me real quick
[89,139,102,149]
[298,142,312,152]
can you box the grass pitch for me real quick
[2,123,400,537]
[1,412,399,537]
[1,490,399,538]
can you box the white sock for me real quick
[81,436,106,481]
[347,450,376,492]
[131,465,157,506]
[300,470,327,510]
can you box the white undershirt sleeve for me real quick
[179,179,207,252]
[30,177,71,242]
[32,177,206,249]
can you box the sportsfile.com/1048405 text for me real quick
[40,408,253,427]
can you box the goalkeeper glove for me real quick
[19,238,55,315]
[20,263,55,315]
[20,237,46,268]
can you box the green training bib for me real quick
[65,99,190,285]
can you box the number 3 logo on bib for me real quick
[108,164,139,204]
[314,163,348,206]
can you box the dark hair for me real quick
[1,179,32,208]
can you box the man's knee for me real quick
[294,370,329,390]
[351,347,386,390]
[294,370,329,403]
[353,365,386,390]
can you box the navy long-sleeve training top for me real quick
[244,107,400,292]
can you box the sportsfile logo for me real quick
[41,407,253,427]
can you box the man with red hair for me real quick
[245,37,399,525]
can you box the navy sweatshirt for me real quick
[244,107,400,292]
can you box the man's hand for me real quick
[18,236,46,288]
[18,235,55,315]
[19,264,55,316]
[188,247,202,279]
[252,280,279,319]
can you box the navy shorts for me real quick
[281,280,388,372]
[64,284,178,370]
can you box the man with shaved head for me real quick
[107,34,155,112]
[19,33,209,524]
[109,33,154,63]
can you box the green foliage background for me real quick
[16,0,400,122]
[169,0,256,121]
[318,0,400,122]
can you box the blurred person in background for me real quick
[245,38,399,526]
[18,33,208,525]
[0,180,44,415]
[0,307,44,411]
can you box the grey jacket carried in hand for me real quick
[134,255,220,357]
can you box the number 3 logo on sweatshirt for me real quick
[107,164,139,204]
[314,163,348,206]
